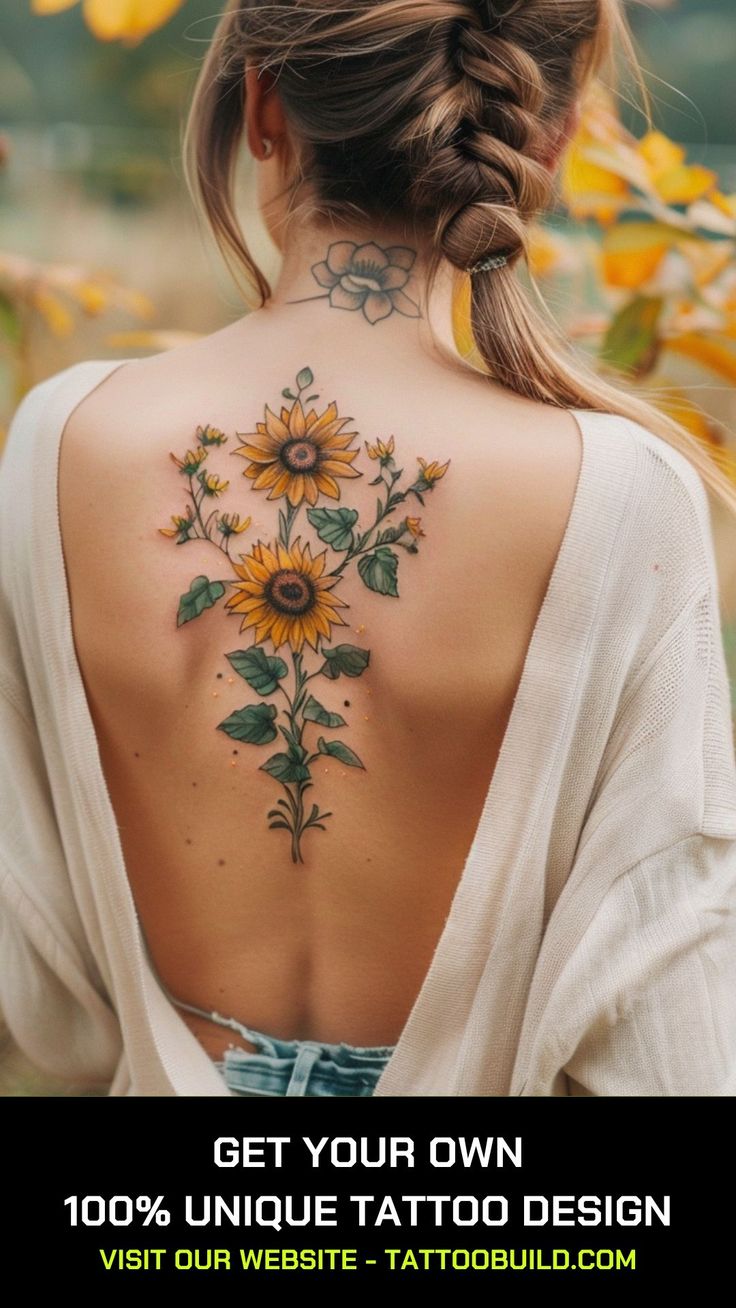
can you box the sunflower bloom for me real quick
[218,512,251,537]
[198,472,229,497]
[365,435,395,461]
[226,537,348,653]
[197,424,228,446]
[32,0,185,46]
[170,447,207,475]
[405,516,425,539]
[417,457,450,487]
[234,398,361,507]
[158,509,194,540]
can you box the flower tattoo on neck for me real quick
[160,366,448,864]
[287,241,422,325]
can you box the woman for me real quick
[1,0,735,1098]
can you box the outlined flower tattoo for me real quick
[288,241,422,324]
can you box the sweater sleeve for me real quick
[560,831,736,1096]
[524,442,736,1097]
[0,373,122,1089]
[0,684,123,1088]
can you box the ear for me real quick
[244,62,288,161]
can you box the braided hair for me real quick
[183,0,736,516]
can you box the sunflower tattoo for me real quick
[160,366,448,863]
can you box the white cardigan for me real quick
[1,359,736,1097]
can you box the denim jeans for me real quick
[169,994,395,1097]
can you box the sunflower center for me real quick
[280,439,318,473]
[266,569,315,615]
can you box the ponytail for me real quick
[183,0,736,517]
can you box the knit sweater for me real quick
[1,358,736,1096]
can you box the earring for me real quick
[262,138,273,159]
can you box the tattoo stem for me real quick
[327,489,408,577]
[283,293,330,306]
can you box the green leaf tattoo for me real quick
[306,505,358,551]
[317,737,365,768]
[160,364,448,862]
[319,643,371,680]
[358,546,399,597]
[303,695,347,728]
[226,648,288,695]
[217,702,279,745]
[177,575,226,626]
[260,752,311,783]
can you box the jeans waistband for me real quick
[172,994,395,1096]
[167,991,397,1061]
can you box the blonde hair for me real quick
[183,0,736,517]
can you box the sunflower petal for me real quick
[289,399,306,438]
[314,471,341,499]
[266,469,292,500]
[305,401,339,437]
[252,462,283,491]
[319,459,361,479]
[303,475,320,505]
[236,441,280,462]
[277,541,293,570]
[263,404,290,440]
[318,447,359,464]
[285,474,306,506]
[270,616,290,648]
[315,429,359,450]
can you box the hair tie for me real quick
[467,253,508,274]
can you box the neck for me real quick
[258,216,461,365]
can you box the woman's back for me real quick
[4,0,736,1099]
[57,290,584,1061]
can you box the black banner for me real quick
[7,1094,726,1288]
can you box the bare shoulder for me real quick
[60,326,246,469]
[453,382,587,572]
[58,325,251,542]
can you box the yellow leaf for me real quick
[707,191,736,219]
[603,247,666,289]
[574,142,652,194]
[31,0,79,13]
[450,275,485,370]
[679,240,734,288]
[654,163,717,206]
[32,288,75,337]
[601,221,684,289]
[637,131,685,176]
[665,332,736,383]
[560,139,630,223]
[83,0,184,43]
[71,281,108,315]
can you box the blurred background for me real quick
[1,0,735,1092]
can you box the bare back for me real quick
[58,308,582,1060]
